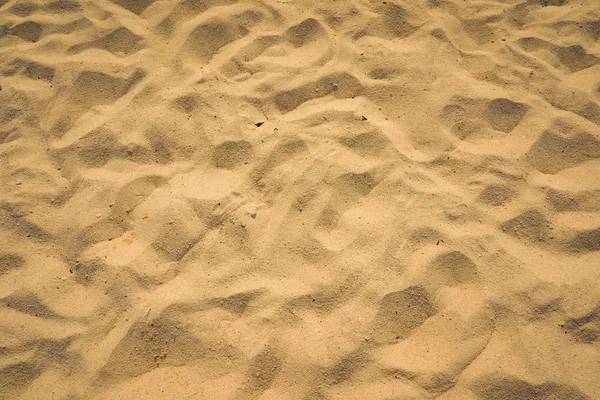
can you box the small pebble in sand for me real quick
[96,214,102,218]
[16,180,22,185]
[168,220,174,225]
[250,212,257,219]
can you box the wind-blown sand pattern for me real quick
[1,0,599,398]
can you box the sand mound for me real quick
[1,0,599,398]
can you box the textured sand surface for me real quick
[1,0,600,398]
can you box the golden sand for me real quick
[1,0,599,398]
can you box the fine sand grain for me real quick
[1,0,599,398]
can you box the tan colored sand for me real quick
[1,0,599,398]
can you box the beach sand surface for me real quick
[1,0,600,398]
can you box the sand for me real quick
[1,0,599,398]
